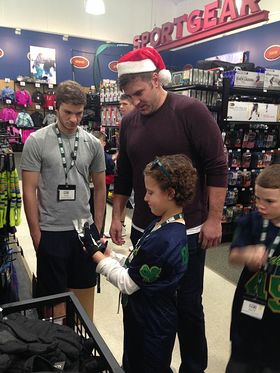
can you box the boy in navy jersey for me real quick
[226,164,280,373]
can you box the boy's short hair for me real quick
[120,93,132,102]
[56,80,86,109]
[256,164,280,189]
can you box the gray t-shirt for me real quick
[20,122,105,231]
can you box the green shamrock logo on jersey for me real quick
[139,264,161,283]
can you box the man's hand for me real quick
[110,219,125,245]
[199,218,222,249]
[31,230,41,251]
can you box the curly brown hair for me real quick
[144,154,197,206]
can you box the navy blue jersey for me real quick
[122,221,188,373]
[230,211,280,369]
[104,151,115,176]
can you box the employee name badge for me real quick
[241,297,265,320]
[57,184,76,201]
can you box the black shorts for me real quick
[36,228,97,297]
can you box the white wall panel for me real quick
[0,0,176,43]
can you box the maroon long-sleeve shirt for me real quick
[114,91,227,230]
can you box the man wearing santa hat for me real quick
[110,47,228,373]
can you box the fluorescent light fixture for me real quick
[85,0,105,15]
[15,28,21,35]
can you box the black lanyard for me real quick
[55,124,79,184]
[252,219,280,298]
[260,219,280,265]
[135,212,184,250]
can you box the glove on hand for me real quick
[81,222,107,257]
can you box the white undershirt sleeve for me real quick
[96,256,140,295]
[110,251,127,266]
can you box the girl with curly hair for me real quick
[90,154,197,373]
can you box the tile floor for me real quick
[16,197,236,373]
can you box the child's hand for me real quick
[244,245,268,271]
[100,237,110,257]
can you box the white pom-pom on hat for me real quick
[158,69,172,86]
[117,47,171,85]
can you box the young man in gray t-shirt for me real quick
[20,80,106,319]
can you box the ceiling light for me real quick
[85,0,105,15]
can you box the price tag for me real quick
[35,104,41,110]
[48,84,53,89]
[35,83,40,88]
[48,106,53,111]
[6,99,11,104]
[9,120,14,124]
[20,81,26,86]
[4,78,10,83]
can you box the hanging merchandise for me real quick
[0,107,18,123]
[21,129,36,144]
[43,90,56,109]
[30,111,44,127]
[0,152,21,229]
[1,86,15,104]
[15,88,32,107]
[15,112,34,128]
[31,90,44,105]
[0,150,22,304]
[43,111,57,126]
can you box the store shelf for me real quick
[100,101,119,106]
[229,86,280,98]
[224,120,279,125]
[167,84,221,92]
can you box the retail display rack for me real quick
[0,78,57,150]
[100,80,122,151]
[167,71,280,241]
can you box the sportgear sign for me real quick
[133,0,269,52]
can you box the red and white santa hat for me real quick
[117,47,171,85]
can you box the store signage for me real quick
[264,45,280,61]
[108,61,118,72]
[133,0,269,52]
[70,56,90,69]
[0,49,4,58]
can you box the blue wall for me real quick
[162,21,280,71]
[0,27,132,86]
